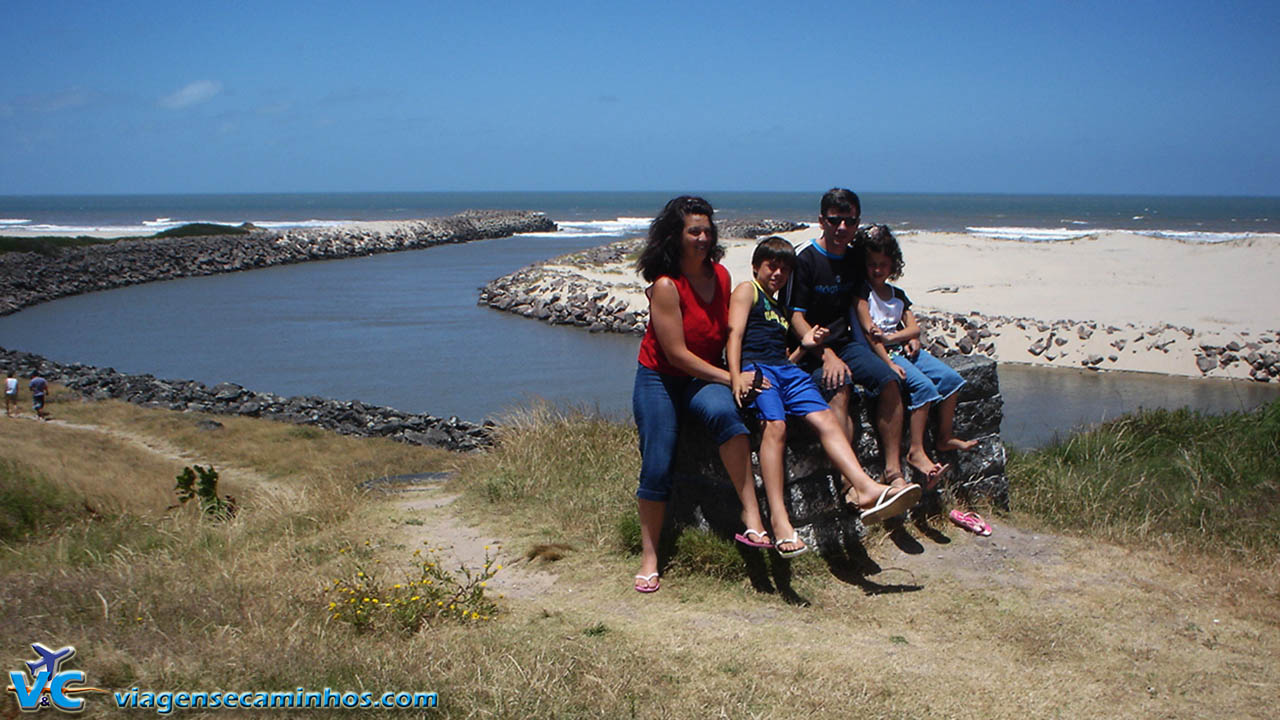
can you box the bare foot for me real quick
[937,437,979,452]
[882,467,908,489]
[845,481,895,510]
[906,449,942,478]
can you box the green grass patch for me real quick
[0,459,84,542]
[460,402,638,546]
[1010,398,1280,565]
[152,222,250,238]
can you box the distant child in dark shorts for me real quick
[727,237,921,555]
[28,374,48,421]
[853,224,977,491]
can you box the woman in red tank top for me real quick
[631,196,770,593]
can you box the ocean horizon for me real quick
[2,191,1277,244]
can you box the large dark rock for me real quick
[668,356,1007,555]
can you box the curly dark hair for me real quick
[856,224,905,281]
[635,195,722,282]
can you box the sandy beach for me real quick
[502,227,1280,381]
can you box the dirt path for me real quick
[381,479,558,599]
[18,412,289,499]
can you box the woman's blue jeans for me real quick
[632,365,748,502]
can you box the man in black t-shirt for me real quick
[786,188,909,485]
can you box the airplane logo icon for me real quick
[26,643,76,680]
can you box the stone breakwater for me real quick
[479,239,650,334]
[0,210,555,316]
[1,346,492,451]
[912,310,1280,383]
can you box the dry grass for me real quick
[2,393,1279,718]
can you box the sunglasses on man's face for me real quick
[823,215,859,228]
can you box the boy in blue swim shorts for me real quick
[727,237,920,556]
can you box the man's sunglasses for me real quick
[823,215,859,228]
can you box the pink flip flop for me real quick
[634,572,660,593]
[949,509,993,536]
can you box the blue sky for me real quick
[2,1,1277,196]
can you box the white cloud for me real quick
[159,80,223,110]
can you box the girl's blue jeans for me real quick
[890,348,965,411]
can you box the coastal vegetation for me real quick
[0,223,249,256]
[1010,399,1280,567]
[2,388,1277,717]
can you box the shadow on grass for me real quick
[818,531,923,596]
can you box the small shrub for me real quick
[327,541,500,633]
[173,465,237,520]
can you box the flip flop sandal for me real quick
[949,510,993,536]
[734,528,773,549]
[883,468,906,486]
[859,484,922,525]
[772,533,808,558]
[924,463,951,492]
[634,572,661,593]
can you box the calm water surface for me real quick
[0,236,1275,447]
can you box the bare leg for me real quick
[935,393,978,451]
[807,409,895,508]
[826,386,859,490]
[905,402,941,476]
[758,421,800,552]
[876,383,906,485]
[719,433,766,534]
[636,498,664,590]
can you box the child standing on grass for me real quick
[853,224,977,492]
[727,237,921,556]
[5,370,17,417]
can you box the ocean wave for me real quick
[966,226,1097,242]
[250,219,355,229]
[17,223,159,235]
[0,218,31,225]
[517,217,651,239]
[1138,230,1256,244]
[966,226,1257,244]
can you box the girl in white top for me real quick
[5,371,17,417]
[853,225,977,490]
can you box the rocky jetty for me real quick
[913,310,1280,383]
[0,346,492,451]
[669,355,1006,554]
[718,219,809,239]
[0,210,555,316]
